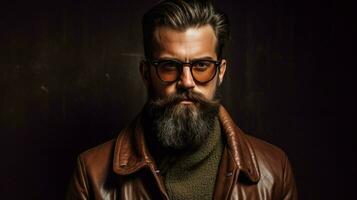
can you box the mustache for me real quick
[149,91,220,108]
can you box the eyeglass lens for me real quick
[156,60,218,83]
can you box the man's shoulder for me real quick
[80,139,116,157]
[219,106,290,172]
[242,134,297,197]
[78,139,117,172]
[245,134,287,158]
[243,134,291,176]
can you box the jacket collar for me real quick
[217,106,260,182]
[112,105,260,183]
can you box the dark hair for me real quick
[142,0,230,60]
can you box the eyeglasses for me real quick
[148,59,221,84]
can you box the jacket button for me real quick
[226,172,233,177]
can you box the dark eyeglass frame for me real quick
[148,59,222,84]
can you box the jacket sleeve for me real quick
[281,153,298,200]
[66,156,90,200]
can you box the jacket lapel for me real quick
[218,106,260,183]
[112,116,169,199]
[213,106,261,199]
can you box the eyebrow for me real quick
[191,56,216,61]
[157,56,216,61]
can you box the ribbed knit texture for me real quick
[158,118,223,200]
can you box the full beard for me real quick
[142,89,220,152]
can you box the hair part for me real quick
[142,0,230,60]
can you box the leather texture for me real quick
[66,106,298,200]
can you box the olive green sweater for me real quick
[158,119,223,200]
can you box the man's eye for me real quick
[193,61,210,70]
[160,62,178,71]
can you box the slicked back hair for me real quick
[142,0,230,60]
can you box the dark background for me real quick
[1,0,336,199]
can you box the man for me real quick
[67,0,298,199]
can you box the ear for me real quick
[140,60,151,88]
[218,59,227,86]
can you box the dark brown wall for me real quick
[0,0,336,199]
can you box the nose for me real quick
[177,66,195,89]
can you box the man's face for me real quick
[140,25,227,151]
[142,24,226,102]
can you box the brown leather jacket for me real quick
[67,106,298,200]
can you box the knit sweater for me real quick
[158,119,223,200]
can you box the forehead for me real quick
[153,25,218,60]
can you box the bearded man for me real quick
[67,0,298,199]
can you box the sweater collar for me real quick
[113,105,260,183]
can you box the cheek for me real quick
[196,82,217,100]
[155,84,176,98]
[149,69,176,98]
